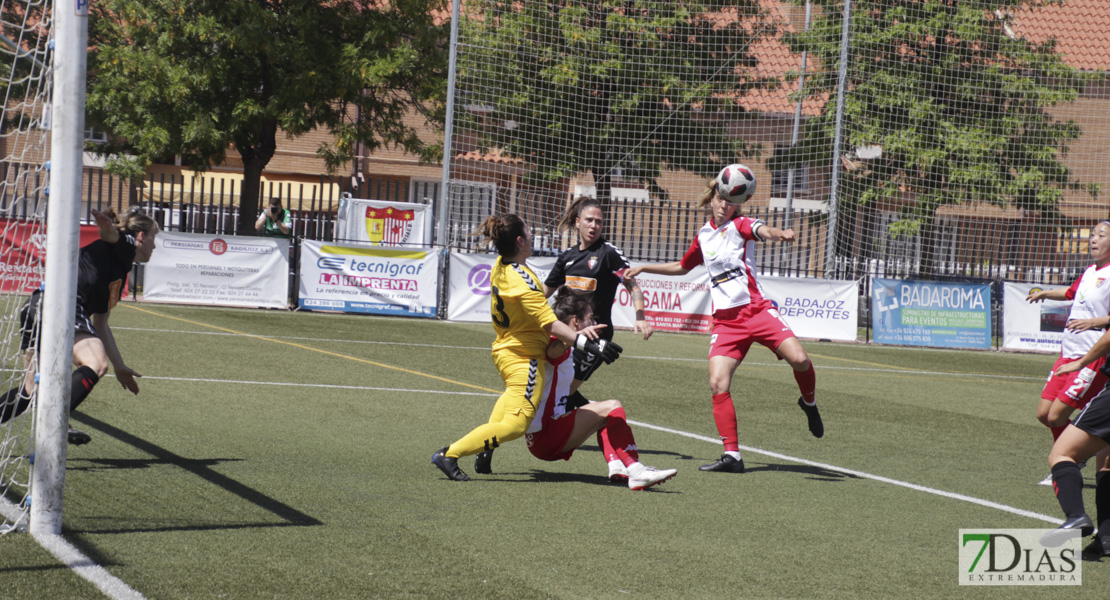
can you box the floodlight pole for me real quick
[31,0,89,535]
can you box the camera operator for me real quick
[255,197,292,238]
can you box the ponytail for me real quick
[475,214,527,258]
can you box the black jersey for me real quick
[76,234,137,316]
[545,238,631,332]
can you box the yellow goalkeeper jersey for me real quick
[489,258,558,358]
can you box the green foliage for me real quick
[776,0,1101,231]
[86,0,448,231]
[459,0,777,204]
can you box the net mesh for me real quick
[445,0,1110,285]
[0,0,51,533]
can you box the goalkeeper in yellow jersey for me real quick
[432,214,621,481]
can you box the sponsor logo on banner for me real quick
[365,206,415,246]
[468,264,491,296]
[210,239,227,255]
[959,529,1081,586]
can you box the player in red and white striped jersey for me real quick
[626,178,823,474]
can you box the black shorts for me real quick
[1071,386,1110,444]
[18,290,97,352]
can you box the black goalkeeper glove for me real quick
[574,335,623,364]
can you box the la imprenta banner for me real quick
[760,276,859,342]
[871,278,992,349]
[299,240,439,317]
[446,252,556,322]
[142,231,290,308]
[1002,281,1068,353]
[334,198,432,247]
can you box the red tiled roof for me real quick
[1010,0,1110,71]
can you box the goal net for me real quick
[444,0,1110,284]
[0,0,52,533]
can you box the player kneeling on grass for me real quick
[477,288,676,491]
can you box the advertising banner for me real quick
[760,276,859,341]
[611,269,714,333]
[334,198,432,246]
[300,240,439,317]
[0,220,102,294]
[1002,281,1068,353]
[446,252,556,322]
[142,231,289,308]
[872,278,992,349]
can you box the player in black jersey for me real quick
[542,196,652,392]
[0,207,159,444]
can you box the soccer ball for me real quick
[716,164,756,204]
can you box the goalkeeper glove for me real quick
[574,335,623,364]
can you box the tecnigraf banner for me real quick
[300,240,439,317]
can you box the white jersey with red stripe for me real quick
[1060,262,1110,358]
[526,344,575,435]
[680,215,770,312]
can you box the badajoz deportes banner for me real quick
[299,240,439,317]
[871,278,992,349]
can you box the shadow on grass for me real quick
[68,412,323,535]
[742,462,862,482]
[525,469,680,493]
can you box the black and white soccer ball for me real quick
[716,164,756,204]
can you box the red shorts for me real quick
[525,412,578,461]
[1042,355,1109,410]
[709,304,796,361]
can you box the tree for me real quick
[457,0,778,210]
[774,0,1099,274]
[86,0,448,235]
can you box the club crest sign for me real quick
[365,206,415,246]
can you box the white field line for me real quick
[32,533,146,600]
[148,374,1063,525]
[111,327,1045,382]
[627,420,1063,526]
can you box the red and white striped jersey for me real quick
[1060,262,1110,358]
[680,215,770,313]
[526,344,575,435]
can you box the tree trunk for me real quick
[234,119,278,236]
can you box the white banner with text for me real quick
[1002,281,1068,353]
[446,252,555,322]
[142,231,289,308]
[299,240,439,317]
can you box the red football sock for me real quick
[602,407,639,465]
[712,392,739,452]
[597,428,618,463]
[1050,425,1068,441]
[794,364,816,404]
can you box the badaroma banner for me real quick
[299,240,439,317]
[872,278,992,349]
[142,231,289,309]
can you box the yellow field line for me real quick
[807,351,918,371]
[123,305,501,394]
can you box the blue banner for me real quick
[871,278,992,349]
